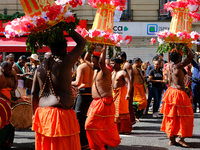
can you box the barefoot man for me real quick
[161,44,194,147]
[0,61,17,149]
[13,55,27,97]
[85,45,121,150]
[72,51,94,149]
[31,31,86,150]
[118,51,136,124]
[111,57,132,134]
[132,58,147,121]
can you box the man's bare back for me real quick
[122,62,134,83]
[31,31,86,112]
[72,61,94,89]
[36,56,75,108]
[132,67,144,84]
[92,70,112,99]
[167,45,193,91]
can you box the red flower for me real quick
[171,48,183,56]
[36,17,46,27]
[92,30,101,37]
[150,38,156,45]
[65,15,75,23]
[46,5,62,21]
[69,0,82,8]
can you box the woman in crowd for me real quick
[147,59,164,118]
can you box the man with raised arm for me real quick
[111,57,132,134]
[31,31,86,150]
[72,51,94,149]
[160,44,194,147]
[85,45,121,150]
[118,51,136,124]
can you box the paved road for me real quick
[11,112,200,150]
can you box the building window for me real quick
[158,0,175,21]
[120,0,133,22]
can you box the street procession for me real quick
[0,0,200,149]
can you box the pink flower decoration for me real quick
[150,38,156,45]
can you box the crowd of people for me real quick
[0,31,199,150]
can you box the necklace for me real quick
[39,57,73,109]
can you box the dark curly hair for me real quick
[169,52,181,62]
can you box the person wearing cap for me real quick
[85,45,121,150]
[191,52,200,113]
[25,54,40,95]
[132,58,147,121]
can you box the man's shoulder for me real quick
[124,61,131,68]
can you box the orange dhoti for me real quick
[85,97,121,150]
[133,83,147,118]
[32,107,81,150]
[160,87,194,138]
[113,86,132,134]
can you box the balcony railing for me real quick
[158,9,172,21]
[120,10,133,22]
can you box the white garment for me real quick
[18,79,24,89]
[15,79,26,97]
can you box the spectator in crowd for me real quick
[191,52,200,113]
[144,55,159,114]
[147,59,164,117]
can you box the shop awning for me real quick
[0,37,76,52]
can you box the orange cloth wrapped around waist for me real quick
[1,88,12,105]
[133,83,147,110]
[85,97,115,130]
[160,87,194,117]
[32,107,80,137]
[160,87,194,138]
[113,85,129,116]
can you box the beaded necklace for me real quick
[120,61,127,69]
[39,57,73,109]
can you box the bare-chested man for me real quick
[118,51,136,124]
[85,45,121,150]
[31,31,86,150]
[6,54,18,98]
[0,61,16,149]
[13,55,27,97]
[72,51,94,149]
[132,58,147,121]
[111,57,132,134]
[160,44,194,147]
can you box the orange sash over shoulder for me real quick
[160,87,194,138]
[133,83,147,110]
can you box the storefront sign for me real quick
[113,22,171,36]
